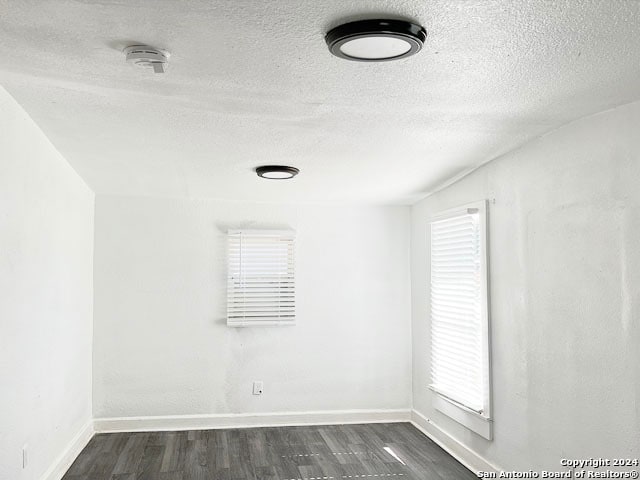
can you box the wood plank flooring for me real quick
[62,423,475,480]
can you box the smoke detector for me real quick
[124,45,170,73]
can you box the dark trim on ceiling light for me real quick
[255,165,300,179]
[325,19,427,62]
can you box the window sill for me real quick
[227,320,296,327]
[432,393,493,440]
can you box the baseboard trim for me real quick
[40,420,94,480]
[94,409,412,433]
[37,410,496,477]
[410,409,500,474]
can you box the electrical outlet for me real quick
[22,444,28,469]
[252,381,263,395]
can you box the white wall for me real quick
[93,196,412,419]
[0,86,95,480]
[411,101,640,470]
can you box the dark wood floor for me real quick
[62,422,475,480]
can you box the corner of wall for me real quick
[39,421,95,480]
[410,410,499,474]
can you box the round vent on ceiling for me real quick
[124,45,170,73]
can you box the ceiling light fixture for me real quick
[256,165,300,180]
[325,19,427,62]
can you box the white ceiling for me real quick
[2,1,640,204]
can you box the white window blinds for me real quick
[227,230,296,327]
[430,202,490,416]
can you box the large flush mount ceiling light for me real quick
[256,165,300,180]
[325,19,427,62]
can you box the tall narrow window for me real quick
[227,230,296,327]
[430,201,492,439]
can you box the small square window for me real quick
[227,230,296,327]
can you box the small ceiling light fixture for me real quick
[256,165,300,180]
[124,45,170,73]
[325,19,427,62]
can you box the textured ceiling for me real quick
[1,1,640,204]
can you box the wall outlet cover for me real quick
[252,381,263,395]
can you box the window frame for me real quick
[226,229,296,328]
[428,200,493,440]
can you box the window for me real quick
[227,230,296,327]
[429,201,492,439]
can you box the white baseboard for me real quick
[94,408,412,433]
[40,420,94,480]
[411,409,500,474]
[38,410,496,478]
